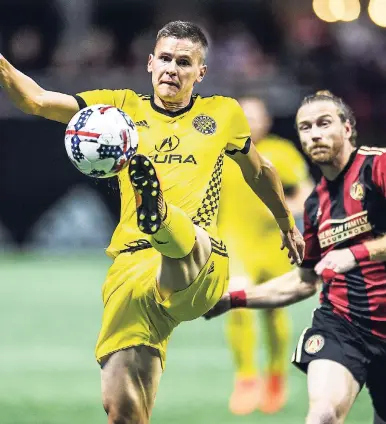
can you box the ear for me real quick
[344,119,352,141]
[196,64,207,83]
[147,54,154,73]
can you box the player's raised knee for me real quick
[307,401,339,424]
[104,395,148,424]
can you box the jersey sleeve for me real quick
[372,152,386,196]
[225,99,251,156]
[302,206,322,268]
[74,89,139,112]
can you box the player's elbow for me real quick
[18,96,43,116]
[299,280,319,300]
[19,88,49,116]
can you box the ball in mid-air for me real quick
[65,104,139,178]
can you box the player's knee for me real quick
[307,401,339,424]
[103,393,149,424]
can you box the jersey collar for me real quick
[150,95,195,117]
[324,148,358,185]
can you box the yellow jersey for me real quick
[218,135,309,279]
[76,90,251,258]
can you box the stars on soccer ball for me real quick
[74,109,93,131]
[71,136,84,162]
[98,144,122,159]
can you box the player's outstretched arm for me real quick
[231,146,305,265]
[0,54,79,123]
[204,268,319,319]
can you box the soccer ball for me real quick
[64,104,139,178]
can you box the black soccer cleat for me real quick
[128,154,166,234]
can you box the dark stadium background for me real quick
[0,0,382,422]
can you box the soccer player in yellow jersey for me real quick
[0,21,305,424]
[218,97,313,415]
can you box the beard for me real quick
[307,145,338,165]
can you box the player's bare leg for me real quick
[101,346,162,424]
[306,359,360,424]
[129,154,212,297]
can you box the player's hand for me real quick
[280,226,305,266]
[314,249,357,277]
[203,293,231,320]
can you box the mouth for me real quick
[160,81,180,89]
[311,145,330,154]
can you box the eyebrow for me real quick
[157,51,192,60]
[298,114,333,126]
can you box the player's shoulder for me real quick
[357,146,386,166]
[195,94,241,111]
[357,146,386,157]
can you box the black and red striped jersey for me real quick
[303,146,386,339]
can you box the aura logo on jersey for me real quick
[150,136,197,164]
[192,114,217,135]
[155,136,180,152]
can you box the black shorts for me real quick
[292,307,386,420]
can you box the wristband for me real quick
[230,290,247,308]
[276,214,295,232]
[349,244,370,262]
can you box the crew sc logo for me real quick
[192,114,217,135]
[156,135,180,152]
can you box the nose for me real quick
[165,60,177,75]
[310,125,322,141]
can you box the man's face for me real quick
[296,100,352,165]
[147,37,207,103]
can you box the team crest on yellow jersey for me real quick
[350,181,365,201]
[192,114,217,135]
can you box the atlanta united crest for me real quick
[192,114,217,135]
[304,334,325,354]
[350,181,365,201]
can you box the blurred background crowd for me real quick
[0,2,381,423]
[1,0,386,249]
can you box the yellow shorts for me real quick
[228,233,293,288]
[95,239,229,368]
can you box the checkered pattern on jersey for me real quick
[192,152,225,229]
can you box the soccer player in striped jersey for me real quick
[206,91,386,424]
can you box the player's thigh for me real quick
[101,346,162,422]
[307,359,360,420]
[158,225,212,294]
[292,309,368,422]
[154,242,229,321]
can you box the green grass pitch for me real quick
[0,253,372,424]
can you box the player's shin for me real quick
[226,309,257,378]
